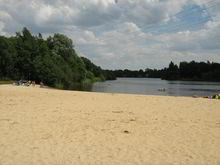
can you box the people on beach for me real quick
[193,93,220,99]
[14,80,39,88]
[32,81,35,87]
[215,94,220,99]
[202,94,220,99]
[40,81,44,88]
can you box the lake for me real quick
[91,78,220,97]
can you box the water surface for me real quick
[91,78,220,96]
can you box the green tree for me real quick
[0,36,17,79]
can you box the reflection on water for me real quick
[91,78,220,96]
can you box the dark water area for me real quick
[91,78,220,97]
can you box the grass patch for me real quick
[0,80,14,85]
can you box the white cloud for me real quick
[118,0,188,26]
[0,0,219,69]
[74,18,220,69]
[119,22,141,33]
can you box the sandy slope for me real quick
[0,85,219,165]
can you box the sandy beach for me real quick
[0,85,219,165]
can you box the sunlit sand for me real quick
[0,85,219,165]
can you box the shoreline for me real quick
[2,84,202,98]
[2,79,220,98]
[0,85,219,165]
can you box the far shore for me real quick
[0,85,219,165]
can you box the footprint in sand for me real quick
[123,130,130,134]
[112,111,123,113]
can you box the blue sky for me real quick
[0,0,220,69]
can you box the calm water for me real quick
[91,78,220,96]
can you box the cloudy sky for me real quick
[0,0,220,69]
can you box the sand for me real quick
[0,85,219,165]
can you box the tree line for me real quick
[111,61,220,82]
[0,27,116,89]
[162,61,220,81]
[1,27,219,90]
